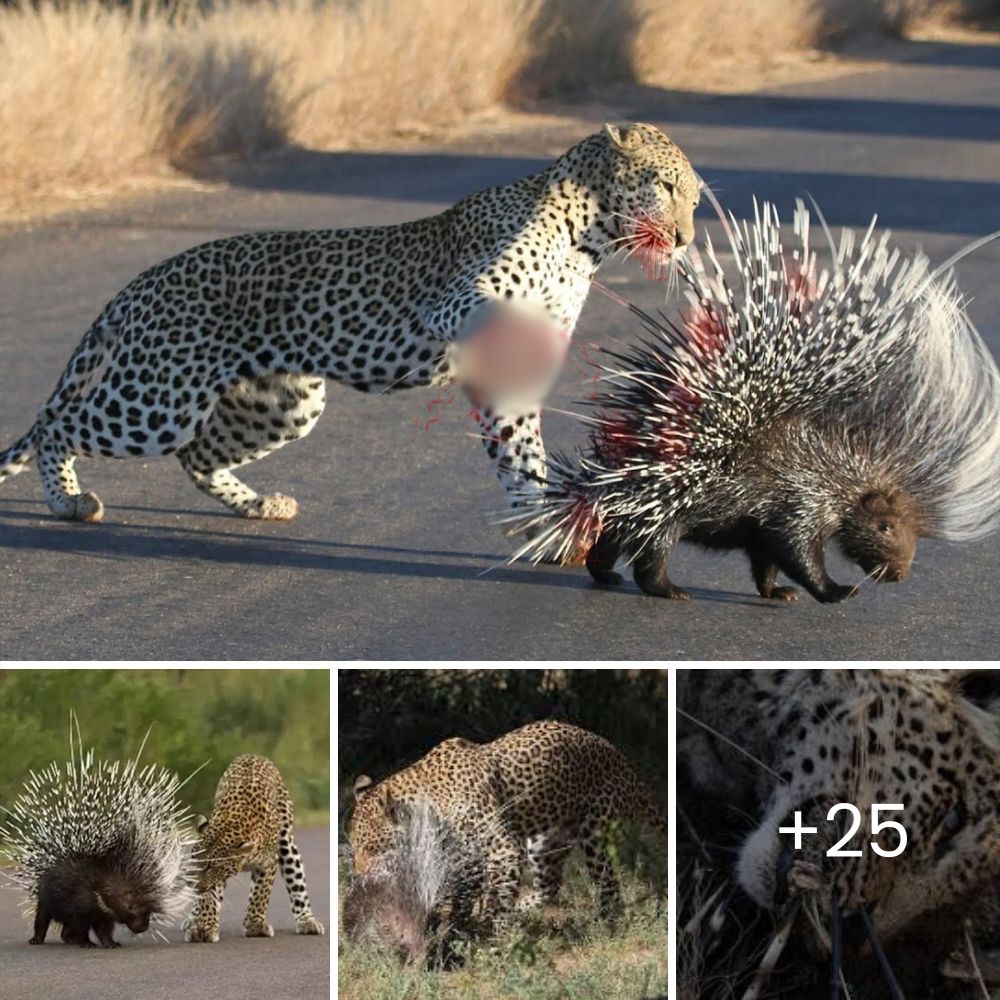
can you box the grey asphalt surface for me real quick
[0,826,330,1000]
[1,38,999,659]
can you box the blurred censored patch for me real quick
[452,300,569,412]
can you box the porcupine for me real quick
[505,201,1000,603]
[0,716,198,948]
[342,796,485,964]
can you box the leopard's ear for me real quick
[604,122,644,153]
[353,775,374,799]
[196,814,209,834]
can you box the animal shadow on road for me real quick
[0,502,766,606]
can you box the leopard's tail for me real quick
[0,429,36,484]
[0,298,123,488]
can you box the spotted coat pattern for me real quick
[348,720,667,925]
[0,124,698,523]
[183,754,324,942]
[680,669,1000,950]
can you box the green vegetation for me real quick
[0,669,329,820]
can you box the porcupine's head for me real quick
[0,716,199,933]
[343,796,484,964]
[837,490,919,583]
[556,122,700,279]
[93,864,155,933]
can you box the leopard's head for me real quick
[192,811,260,891]
[562,122,699,276]
[347,775,409,874]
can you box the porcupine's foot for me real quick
[586,532,624,585]
[638,579,691,600]
[750,553,799,602]
[243,919,275,938]
[634,552,690,600]
[818,583,857,604]
[184,924,220,944]
[28,936,45,945]
[295,914,325,935]
[766,586,799,602]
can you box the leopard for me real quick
[678,668,1000,998]
[346,720,667,930]
[0,123,699,524]
[183,753,325,942]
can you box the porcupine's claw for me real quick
[860,906,907,1000]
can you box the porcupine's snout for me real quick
[124,908,151,934]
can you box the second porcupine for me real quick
[342,796,484,963]
[506,201,1000,603]
[0,716,198,948]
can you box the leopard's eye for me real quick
[659,179,674,195]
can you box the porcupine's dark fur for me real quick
[0,716,199,948]
[506,201,1000,603]
[342,796,485,964]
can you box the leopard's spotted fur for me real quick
[0,124,698,523]
[183,754,324,942]
[347,721,666,927]
[679,669,1000,995]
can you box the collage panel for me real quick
[0,668,331,1000]
[336,667,668,1000]
[677,667,1000,1000]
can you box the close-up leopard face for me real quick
[594,121,701,257]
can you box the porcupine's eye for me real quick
[879,522,893,534]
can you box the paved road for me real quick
[0,827,330,1000]
[1,39,998,658]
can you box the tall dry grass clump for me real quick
[633,0,825,85]
[0,0,538,210]
[0,0,993,216]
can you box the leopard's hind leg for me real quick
[177,374,326,519]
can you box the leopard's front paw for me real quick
[295,915,325,936]
[184,924,220,944]
[243,920,275,938]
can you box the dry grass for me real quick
[0,0,539,214]
[0,0,994,220]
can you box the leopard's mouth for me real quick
[608,211,678,280]
[626,215,676,281]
